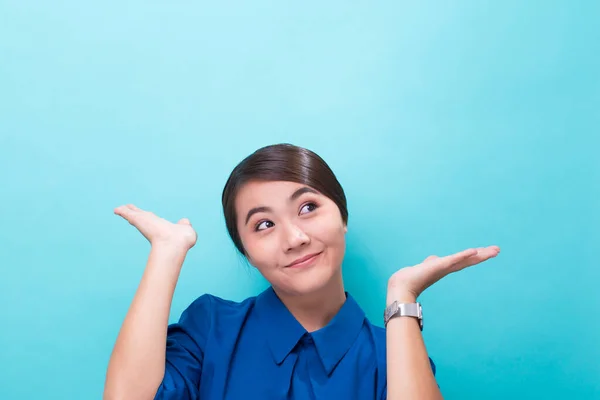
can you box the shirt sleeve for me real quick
[380,357,437,400]
[429,356,437,376]
[154,294,213,400]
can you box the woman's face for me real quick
[235,180,347,296]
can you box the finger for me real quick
[423,255,439,263]
[114,205,127,216]
[424,247,495,275]
[438,248,479,267]
[412,246,500,291]
[454,246,501,271]
[410,249,471,284]
[114,205,138,221]
[472,246,500,258]
[178,218,191,225]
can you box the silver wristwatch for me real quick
[383,301,423,330]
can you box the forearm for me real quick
[385,291,442,400]
[104,245,187,400]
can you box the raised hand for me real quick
[114,204,197,251]
[387,246,501,303]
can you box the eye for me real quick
[255,220,274,232]
[299,202,318,215]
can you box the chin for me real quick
[275,263,341,297]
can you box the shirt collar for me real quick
[255,286,366,375]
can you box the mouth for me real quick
[286,252,323,268]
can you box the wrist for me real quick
[386,281,418,305]
[144,245,188,285]
[386,293,417,306]
[148,243,189,271]
[152,240,191,255]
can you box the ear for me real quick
[343,224,348,234]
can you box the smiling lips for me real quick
[286,252,322,268]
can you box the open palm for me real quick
[114,204,197,250]
[388,246,501,301]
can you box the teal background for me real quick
[1,1,598,399]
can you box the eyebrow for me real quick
[244,186,319,226]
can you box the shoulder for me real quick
[185,292,256,313]
[176,292,258,331]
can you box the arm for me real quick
[384,247,501,400]
[385,290,441,400]
[104,245,187,400]
[104,204,198,400]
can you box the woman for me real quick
[104,143,500,399]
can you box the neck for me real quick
[274,271,346,332]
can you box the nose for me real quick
[283,223,310,252]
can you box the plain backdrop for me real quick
[1,1,598,399]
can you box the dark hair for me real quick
[221,143,348,255]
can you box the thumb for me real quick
[423,255,439,263]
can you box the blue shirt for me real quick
[155,286,436,399]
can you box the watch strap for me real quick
[383,301,423,330]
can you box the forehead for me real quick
[235,180,311,210]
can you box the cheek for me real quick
[320,226,346,269]
[242,234,279,269]
[314,220,346,252]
